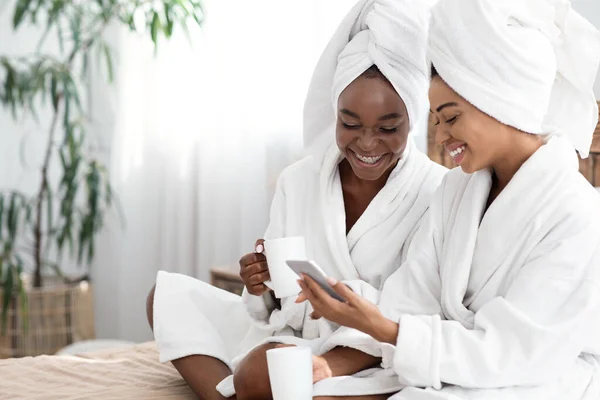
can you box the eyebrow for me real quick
[434,102,459,113]
[339,110,404,121]
[378,113,402,121]
[339,109,360,119]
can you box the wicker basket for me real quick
[0,276,95,358]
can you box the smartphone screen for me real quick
[286,260,346,302]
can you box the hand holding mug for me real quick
[239,239,271,296]
[242,236,306,299]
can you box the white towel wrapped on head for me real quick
[428,0,600,157]
[304,0,435,161]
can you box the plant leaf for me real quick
[24,197,32,225]
[0,194,4,240]
[87,232,94,264]
[45,186,53,251]
[13,0,33,29]
[164,3,174,38]
[57,18,64,53]
[105,180,112,207]
[63,72,81,111]
[1,260,13,335]
[102,42,113,83]
[81,51,89,80]
[17,262,28,333]
[7,193,16,241]
[151,12,160,45]
[50,75,58,111]
[45,261,63,278]
[192,2,204,26]
[77,222,86,264]
[67,225,74,256]
[37,9,57,52]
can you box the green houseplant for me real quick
[0,0,203,357]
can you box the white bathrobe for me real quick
[318,136,600,399]
[242,140,446,342]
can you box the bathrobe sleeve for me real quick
[241,172,311,334]
[388,201,600,390]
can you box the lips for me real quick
[354,153,383,164]
[445,142,466,153]
[444,142,467,165]
[349,149,387,167]
[449,145,466,158]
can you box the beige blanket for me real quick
[0,342,195,399]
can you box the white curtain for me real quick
[91,0,356,341]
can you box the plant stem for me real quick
[33,98,61,288]
[32,13,113,288]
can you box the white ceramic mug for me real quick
[262,236,306,298]
[266,346,313,400]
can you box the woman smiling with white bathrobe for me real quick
[295,0,600,399]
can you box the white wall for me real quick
[573,0,600,97]
[86,28,122,341]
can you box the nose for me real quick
[357,129,378,152]
[434,124,451,147]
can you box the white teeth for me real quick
[449,145,466,158]
[355,153,383,164]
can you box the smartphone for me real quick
[286,259,346,302]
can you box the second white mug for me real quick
[266,346,313,400]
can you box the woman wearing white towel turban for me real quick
[296,0,600,399]
[147,0,446,398]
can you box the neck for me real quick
[490,133,543,191]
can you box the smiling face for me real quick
[428,73,520,174]
[335,67,410,181]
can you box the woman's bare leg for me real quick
[146,285,236,400]
[232,344,392,400]
[172,355,236,400]
[146,285,156,327]
[233,343,279,400]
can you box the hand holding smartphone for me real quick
[285,259,346,302]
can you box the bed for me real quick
[0,272,246,399]
[0,342,195,399]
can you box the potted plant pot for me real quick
[0,275,94,358]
